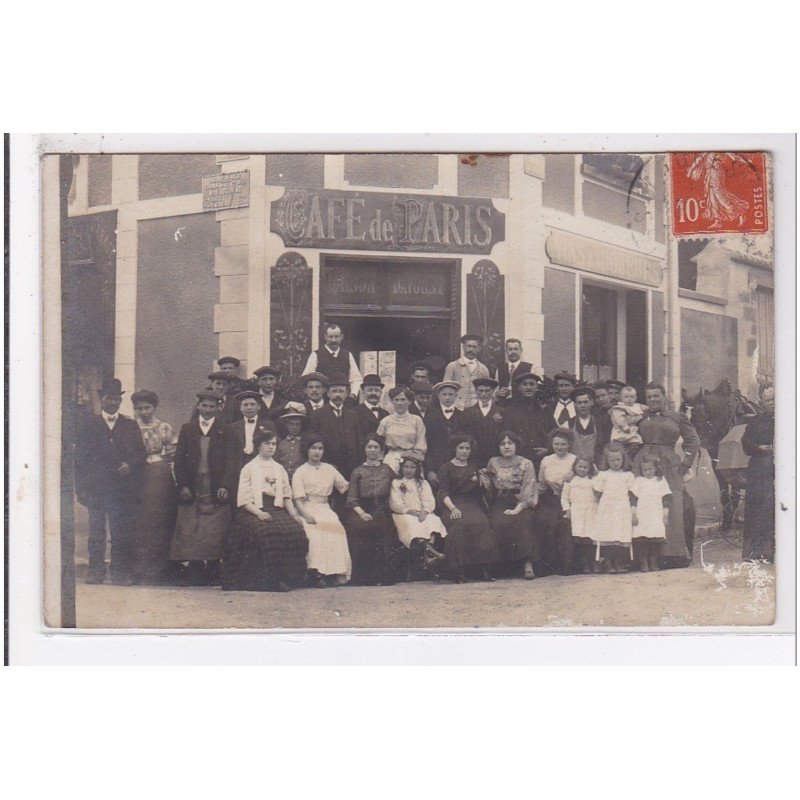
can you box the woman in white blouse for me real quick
[221,429,309,592]
[376,385,427,474]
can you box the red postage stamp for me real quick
[670,152,768,235]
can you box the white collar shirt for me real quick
[102,411,118,430]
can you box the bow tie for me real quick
[246,418,257,423]
[443,409,454,416]
[286,436,300,441]
[105,416,117,422]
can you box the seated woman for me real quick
[390,453,448,580]
[535,428,577,575]
[482,430,539,580]
[376,384,427,474]
[344,434,400,586]
[222,429,309,592]
[437,433,500,583]
[292,432,351,588]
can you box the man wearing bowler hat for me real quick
[355,374,389,435]
[74,378,147,585]
[461,376,505,468]
[443,333,491,410]
[309,372,362,480]
[223,390,278,482]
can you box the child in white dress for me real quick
[630,455,672,572]
[291,433,351,587]
[390,454,448,578]
[610,385,648,457]
[560,456,598,574]
[592,442,636,573]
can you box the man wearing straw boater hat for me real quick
[274,403,309,480]
[424,380,466,485]
[74,377,147,585]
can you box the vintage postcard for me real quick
[38,146,784,631]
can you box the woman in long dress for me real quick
[438,433,499,582]
[130,390,177,584]
[535,428,577,575]
[483,430,539,580]
[390,454,448,580]
[376,385,427,474]
[292,433,351,587]
[222,429,309,592]
[741,386,775,562]
[344,434,400,586]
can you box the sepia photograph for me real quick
[35,144,786,632]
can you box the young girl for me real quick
[222,430,309,592]
[560,455,597,574]
[592,442,636,574]
[630,455,672,572]
[390,454,448,579]
[291,433,351,587]
[610,385,648,456]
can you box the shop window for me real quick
[266,154,324,188]
[581,154,651,234]
[344,154,438,190]
[87,154,113,207]
[677,238,709,291]
[457,154,509,198]
[542,154,575,213]
[139,154,219,200]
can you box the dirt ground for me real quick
[72,530,775,629]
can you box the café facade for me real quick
[60,152,773,426]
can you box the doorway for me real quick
[321,255,460,385]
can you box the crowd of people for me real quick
[74,324,774,591]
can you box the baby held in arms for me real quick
[610,385,648,456]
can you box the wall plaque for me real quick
[271,188,505,255]
[203,170,250,210]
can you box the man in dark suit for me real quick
[461,377,506,468]
[355,374,388,435]
[542,371,578,430]
[568,386,597,464]
[408,379,434,421]
[309,372,362,480]
[424,381,466,484]
[592,381,614,462]
[223,390,277,487]
[253,365,287,421]
[74,378,147,585]
[494,338,532,404]
[301,372,329,415]
[504,371,549,467]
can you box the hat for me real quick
[217,356,241,368]
[131,389,158,407]
[433,380,461,394]
[607,379,626,389]
[253,365,281,379]
[361,374,384,388]
[98,378,125,396]
[460,333,484,345]
[326,372,349,388]
[512,370,543,385]
[472,376,499,389]
[409,360,432,373]
[235,390,262,403]
[196,390,223,402]
[279,402,308,420]
[301,371,329,386]
[399,451,424,463]
[570,385,596,401]
[592,381,610,391]
[207,370,233,382]
[553,372,576,384]
[409,379,434,394]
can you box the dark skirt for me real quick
[221,496,309,591]
[344,500,401,586]
[443,495,499,570]
[489,493,534,563]
[132,460,177,583]
[532,490,570,574]
[742,455,775,562]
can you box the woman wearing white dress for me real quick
[390,454,448,578]
[376,385,427,474]
[292,433,351,587]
